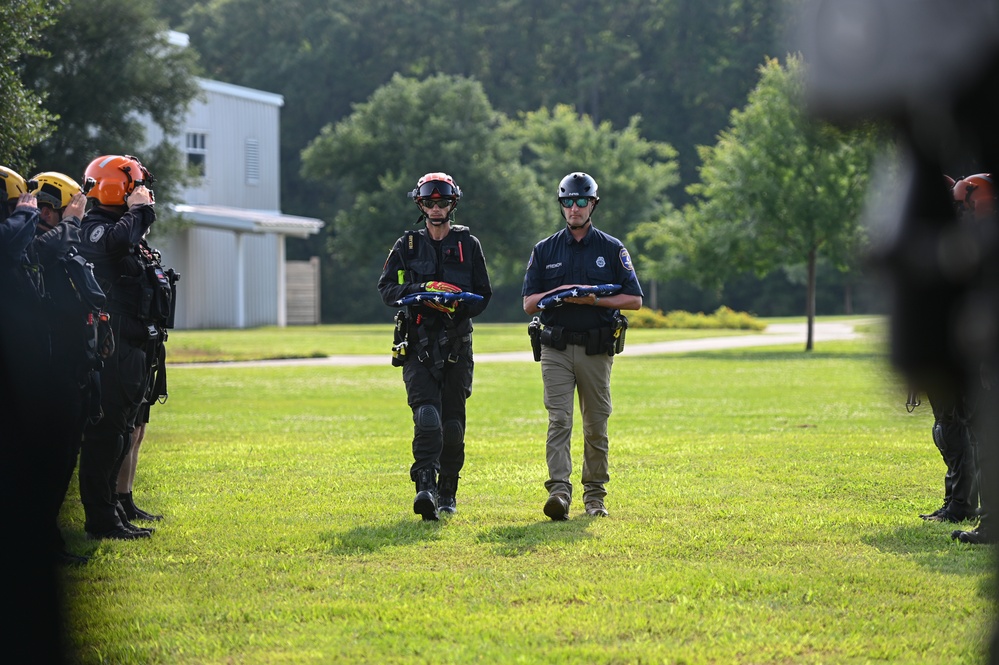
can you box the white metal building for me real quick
[141,34,324,328]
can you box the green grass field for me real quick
[58,324,996,664]
[164,323,757,363]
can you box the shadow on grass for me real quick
[477,518,597,557]
[322,518,444,556]
[861,523,996,585]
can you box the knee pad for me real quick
[414,405,441,432]
[443,420,464,447]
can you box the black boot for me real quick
[437,475,458,514]
[116,501,155,535]
[952,514,996,544]
[413,468,438,521]
[120,491,163,522]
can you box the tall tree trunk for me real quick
[844,281,853,315]
[806,247,816,351]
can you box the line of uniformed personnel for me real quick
[0,154,177,567]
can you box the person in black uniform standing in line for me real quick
[522,172,643,521]
[28,172,101,563]
[916,175,980,524]
[77,154,159,541]
[377,172,492,521]
[1,167,73,663]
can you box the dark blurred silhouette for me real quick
[799,1,999,662]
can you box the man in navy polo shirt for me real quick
[522,172,643,521]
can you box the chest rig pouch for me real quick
[400,226,474,291]
[141,263,173,324]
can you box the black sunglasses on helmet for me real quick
[417,181,457,199]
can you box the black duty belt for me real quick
[565,331,589,346]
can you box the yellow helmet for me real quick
[1,166,27,203]
[28,171,83,210]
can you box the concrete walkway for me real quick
[172,320,875,369]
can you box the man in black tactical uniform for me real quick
[377,172,492,521]
[77,154,164,541]
[28,171,103,563]
[116,236,176,524]
[1,167,72,663]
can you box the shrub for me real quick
[626,306,765,330]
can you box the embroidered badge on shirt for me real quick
[596,256,606,268]
[89,226,105,243]
[620,248,634,271]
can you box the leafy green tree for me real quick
[0,0,58,173]
[663,55,883,350]
[301,74,547,322]
[504,104,680,242]
[182,0,796,214]
[20,0,201,207]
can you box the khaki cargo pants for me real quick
[540,344,613,505]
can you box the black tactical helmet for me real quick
[557,172,599,201]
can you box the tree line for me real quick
[3,0,887,329]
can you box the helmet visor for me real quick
[416,181,458,199]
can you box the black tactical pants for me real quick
[79,321,150,533]
[402,336,473,480]
[927,386,979,516]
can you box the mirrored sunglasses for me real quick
[559,197,592,209]
[421,198,454,209]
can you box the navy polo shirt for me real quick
[522,224,643,332]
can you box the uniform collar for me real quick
[563,223,594,246]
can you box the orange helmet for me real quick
[953,173,995,220]
[83,154,154,206]
[1,166,27,203]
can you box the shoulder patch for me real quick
[619,247,634,272]
[88,226,105,244]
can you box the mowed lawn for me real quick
[58,326,996,664]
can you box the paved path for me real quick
[172,320,874,369]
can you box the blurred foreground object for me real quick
[801,1,999,662]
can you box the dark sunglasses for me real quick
[559,197,592,209]
[421,198,453,209]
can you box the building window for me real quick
[245,138,260,185]
[185,132,207,176]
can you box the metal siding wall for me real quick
[206,92,280,210]
[243,233,279,327]
[180,98,212,205]
[188,227,239,329]
[137,78,295,329]
[156,229,281,329]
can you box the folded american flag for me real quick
[537,284,621,310]
[394,291,485,307]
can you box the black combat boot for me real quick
[120,491,163,522]
[116,500,154,535]
[438,475,459,515]
[952,514,996,544]
[413,468,439,521]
